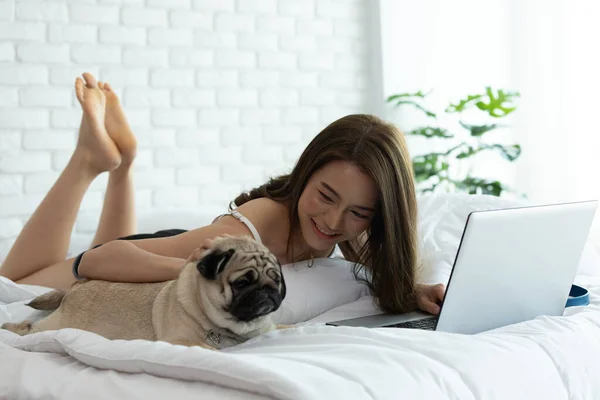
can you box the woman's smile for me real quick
[311,218,341,240]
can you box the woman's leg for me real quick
[0,73,121,283]
[90,82,138,247]
[89,166,136,247]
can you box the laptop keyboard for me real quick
[386,317,437,330]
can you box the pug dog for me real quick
[1,236,287,349]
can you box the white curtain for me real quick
[511,0,600,203]
[376,0,600,248]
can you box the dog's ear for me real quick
[196,248,235,280]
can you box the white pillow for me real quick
[272,258,371,325]
[415,193,600,286]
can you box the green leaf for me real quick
[408,127,453,138]
[386,90,430,102]
[459,121,500,137]
[454,145,477,159]
[412,153,449,183]
[475,87,520,118]
[455,177,504,196]
[395,100,436,118]
[442,142,466,156]
[452,143,521,162]
[420,183,441,193]
[488,144,521,161]
[445,94,483,113]
[392,100,437,118]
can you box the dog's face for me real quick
[194,236,286,323]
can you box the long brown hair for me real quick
[232,114,418,313]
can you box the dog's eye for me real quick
[266,269,280,284]
[232,279,250,290]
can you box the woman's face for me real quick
[297,160,378,252]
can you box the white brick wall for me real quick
[0,0,373,262]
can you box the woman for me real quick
[0,73,445,315]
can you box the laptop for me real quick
[326,200,598,334]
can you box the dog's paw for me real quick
[1,320,32,335]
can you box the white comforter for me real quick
[1,193,600,400]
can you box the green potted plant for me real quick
[386,87,521,196]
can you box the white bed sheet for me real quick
[2,274,600,400]
[1,193,600,400]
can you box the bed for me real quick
[1,193,599,400]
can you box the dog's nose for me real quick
[231,287,282,321]
[261,285,278,294]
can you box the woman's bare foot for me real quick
[74,73,122,173]
[99,81,138,166]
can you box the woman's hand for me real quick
[415,283,446,315]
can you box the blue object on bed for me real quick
[566,284,590,307]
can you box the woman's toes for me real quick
[75,77,84,102]
[82,72,98,88]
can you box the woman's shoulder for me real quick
[233,198,289,253]
[235,197,288,226]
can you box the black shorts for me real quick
[115,228,188,241]
[72,229,188,280]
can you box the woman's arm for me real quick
[78,199,286,283]
[127,199,285,259]
[77,216,261,283]
[78,240,185,282]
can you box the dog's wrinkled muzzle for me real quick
[230,287,282,322]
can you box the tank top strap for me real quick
[213,210,263,244]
